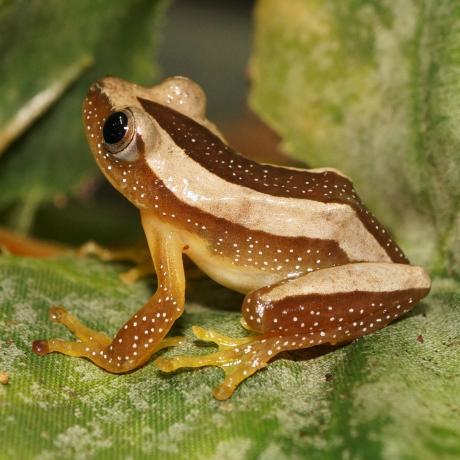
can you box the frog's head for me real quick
[82,76,209,207]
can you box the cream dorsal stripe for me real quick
[139,98,392,263]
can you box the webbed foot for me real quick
[155,326,274,400]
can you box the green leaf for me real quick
[0,0,169,232]
[0,256,459,459]
[250,0,460,275]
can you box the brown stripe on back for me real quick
[138,97,408,264]
[139,98,356,202]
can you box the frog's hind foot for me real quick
[32,306,183,372]
[156,326,286,400]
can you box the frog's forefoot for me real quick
[32,306,183,373]
[78,241,154,284]
[155,326,274,400]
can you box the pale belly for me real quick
[182,232,291,294]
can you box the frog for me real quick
[32,76,431,400]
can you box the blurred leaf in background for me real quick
[0,0,169,236]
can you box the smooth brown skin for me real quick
[32,76,431,400]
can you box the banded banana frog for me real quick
[33,76,431,400]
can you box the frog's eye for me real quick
[102,110,135,156]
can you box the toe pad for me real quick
[32,340,49,356]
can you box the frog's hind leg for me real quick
[156,262,431,399]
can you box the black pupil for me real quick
[103,112,129,144]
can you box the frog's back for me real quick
[139,99,408,271]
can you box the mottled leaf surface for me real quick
[0,256,459,459]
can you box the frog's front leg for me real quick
[32,210,186,372]
[156,263,430,399]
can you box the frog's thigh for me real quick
[243,262,431,343]
[157,263,430,400]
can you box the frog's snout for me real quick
[82,80,114,170]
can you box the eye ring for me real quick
[102,109,135,155]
